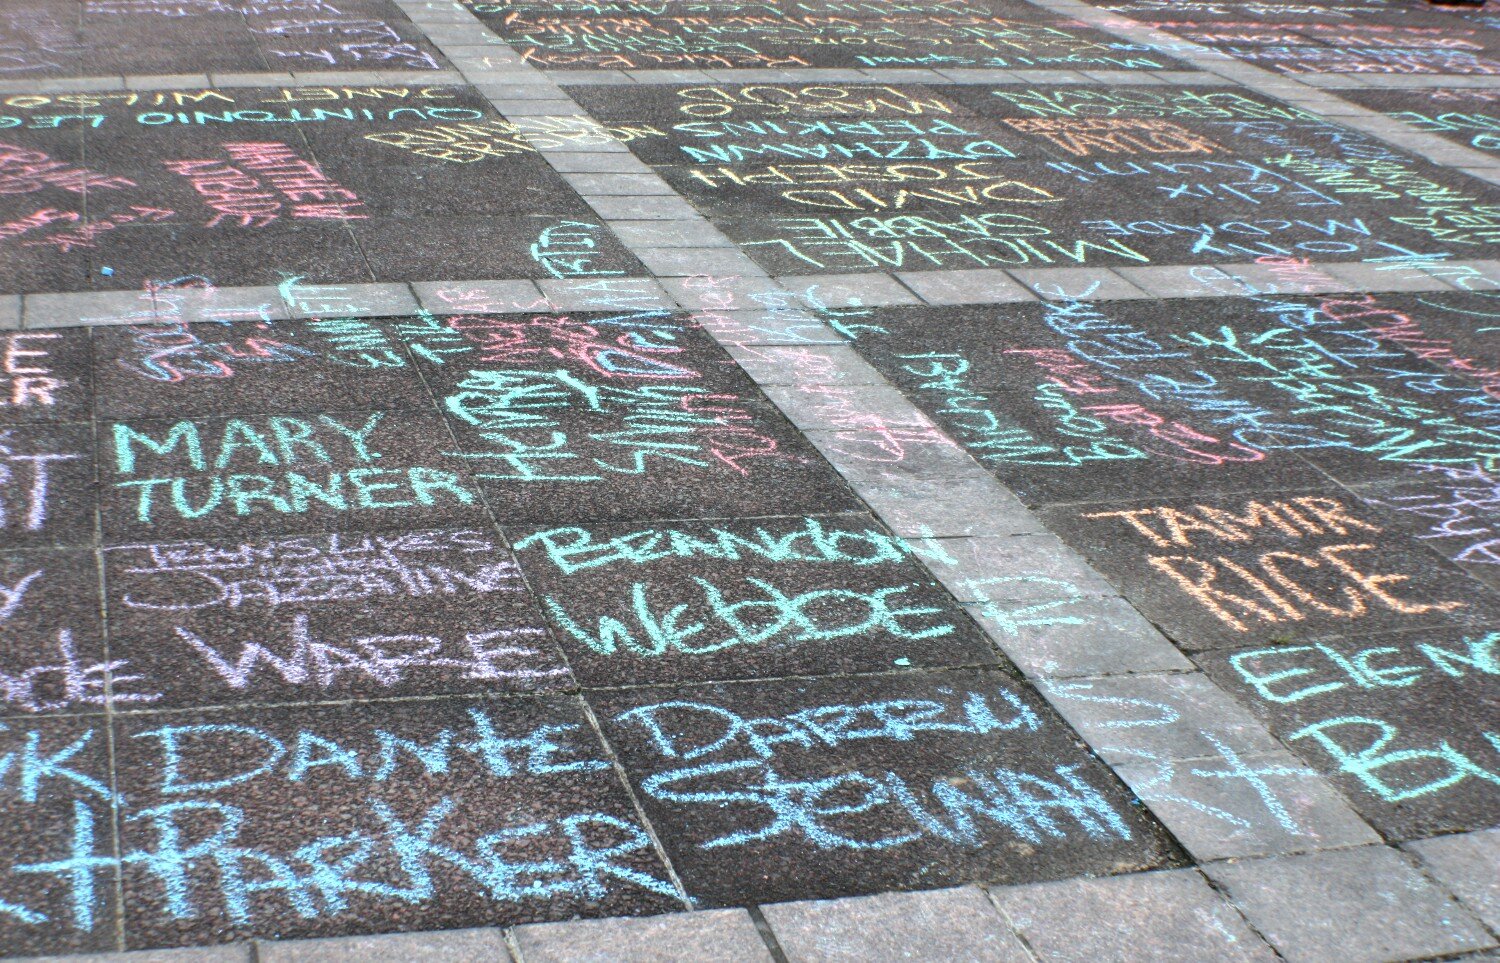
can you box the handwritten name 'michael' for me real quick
[109,414,475,522]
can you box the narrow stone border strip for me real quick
[11,257,1496,330]
[0,69,468,95]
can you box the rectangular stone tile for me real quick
[764,382,945,433]
[992,869,1275,962]
[691,310,844,347]
[26,946,253,962]
[123,74,214,91]
[258,927,508,962]
[775,274,921,309]
[1113,749,1380,861]
[1198,629,1500,840]
[98,409,490,542]
[1205,848,1496,963]
[408,311,863,525]
[915,535,1120,604]
[895,270,1038,307]
[102,528,571,711]
[1404,829,1500,933]
[539,152,657,174]
[764,887,1029,963]
[722,344,887,388]
[610,221,736,248]
[538,278,671,312]
[23,292,162,330]
[0,329,91,424]
[492,99,588,116]
[514,909,769,963]
[113,698,683,949]
[660,276,799,313]
[0,294,20,331]
[1320,262,1453,293]
[592,669,1177,907]
[563,173,678,196]
[1038,491,1490,652]
[1213,263,1355,296]
[510,513,1002,686]
[92,317,430,418]
[1114,266,1238,299]
[1038,672,1286,764]
[586,196,703,221]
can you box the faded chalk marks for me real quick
[92,315,430,418]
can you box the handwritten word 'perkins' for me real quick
[1087,498,1465,632]
[618,691,1134,851]
[515,517,918,573]
[110,415,475,522]
[545,579,951,657]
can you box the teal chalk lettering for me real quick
[1290,716,1500,802]
[136,723,287,795]
[113,421,203,474]
[1228,646,1344,703]
[318,413,383,462]
[349,467,413,509]
[12,800,114,929]
[286,733,364,782]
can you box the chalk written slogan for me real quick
[104,531,570,707]
[513,516,992,684]
[599,673,1169,904]
[0,700,679,947]
[1210,630,1499,837]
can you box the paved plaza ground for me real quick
[0,0,1498,959]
